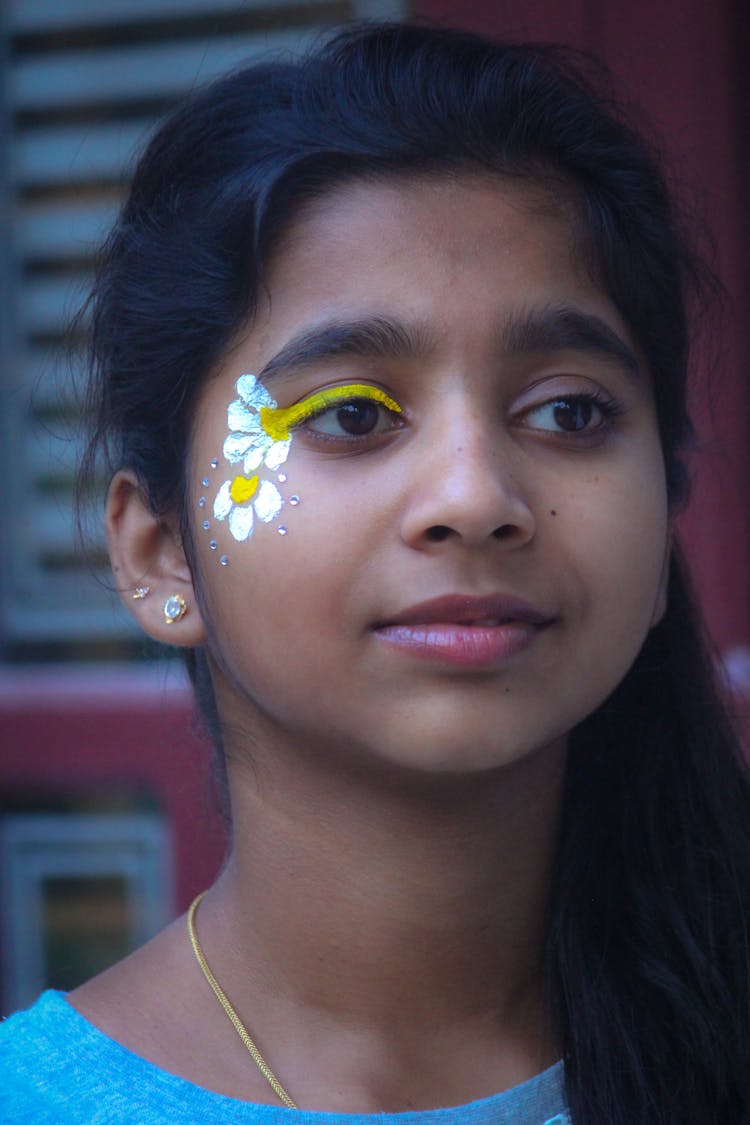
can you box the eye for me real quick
[282,384,404,444]
[303,397,400,438]
[522,393,618,435]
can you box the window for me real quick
[0,0,405,656]
[1,811,172,1013]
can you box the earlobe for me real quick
[105,470,207,647]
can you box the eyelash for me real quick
[293,395,404,442]
[290,388,623,447]
[519,390,623,437]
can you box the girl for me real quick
[2,21,749,1125]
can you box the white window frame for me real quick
[1,812,173,1013]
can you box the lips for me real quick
[376,594,553,629]
[372,595,554,668]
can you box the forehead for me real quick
[246,172,631,366]
[272,172,579,277]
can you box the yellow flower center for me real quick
[230,474,259,504]
[260,383,402,442]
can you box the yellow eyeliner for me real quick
[260,384,402,442]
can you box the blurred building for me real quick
[0,0,748,1014]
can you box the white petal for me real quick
[213,480,232,520]
[254,480,283,523]
[237,373,275,410]
[229,504,254,541]
[236,373,258,400]
[224,433,255,463]
[264,441,290,470]
[227,399,258,432]
[243,448,264,473]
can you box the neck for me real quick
[201,726,566,1051]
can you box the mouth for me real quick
[372,595,555,668]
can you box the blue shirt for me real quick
[0,991,570,1123]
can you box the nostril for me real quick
[492,524,515,540]
[426,525,452,542]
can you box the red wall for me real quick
[0,668,226,911]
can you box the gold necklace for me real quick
[187,891,298,1109]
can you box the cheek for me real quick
[197,474,344,639]
[562,457,669,639]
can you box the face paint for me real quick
[211,378,404,548]
[259,384,402,441]
[212,374,288,545]
[225,373,291,472]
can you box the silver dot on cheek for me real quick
[198,497,206,508]
[211,458,219,469]
[220,555,228,566]
[278,526,288,536]
[202,478,210,487]
[289,495,300,506]
[202,520,210,531]
[277,473,287,483]
[209,540,217,550]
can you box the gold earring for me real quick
[163,593,187,624]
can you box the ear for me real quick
[649,523,673,629]
[105,470,207,647]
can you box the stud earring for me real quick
[163,593,187,624]
[132,586,150,600]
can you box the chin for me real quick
[365,724,568,780]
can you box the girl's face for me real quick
[188,175,669,775]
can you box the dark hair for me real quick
[80,22,750,1123]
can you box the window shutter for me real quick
[0,0,405,652]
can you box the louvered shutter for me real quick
[0,0,405,651]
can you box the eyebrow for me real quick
[501,304,641,378]
[257,304,641,384]
[258,317,432,383]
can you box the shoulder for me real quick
[0,990,182,1123]
[0,990,287,1124]
[0,990,113,1122]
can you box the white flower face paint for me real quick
[224,373,291,472]
[212,373,290,544]
[210,375,401,547]
[213,473,284,542]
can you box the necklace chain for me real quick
[187,891,298,1109]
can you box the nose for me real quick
[399,403,536,552]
